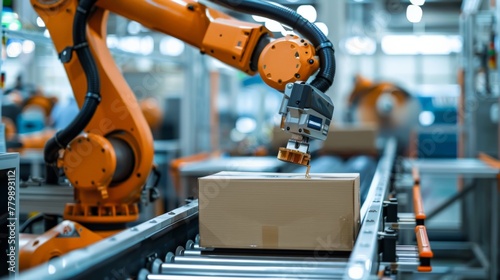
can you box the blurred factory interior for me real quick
[0,0,499,279]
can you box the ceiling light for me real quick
[406,5,423,23]
[127,21,141,35]
[36,17,45,27]
[419,111,435,126]
[139,36,154,55]
[8,21,21,31]
[410,0,425,5]
[381,35,419,55]
[264,19,284,33]
[106,35,119,48]
[6,41,22,58]
[252,15,266,22]
[419,35,451,54]
[22,40,35,54]
[160,37,185,56]
[381,35,462,55]
[344,36,376,55]
[119,36,141,53]
[297,5,317,23]
[236,117,257,134]
[314,22,329,36]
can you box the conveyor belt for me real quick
[139,236,347,279]
[139,241,423,280]
[17,139,397,280]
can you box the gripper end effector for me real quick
[280,83,334,143]
[277,141,312,178]
[277,138,311,166]
[277,146,310,166]
[277,83,333,173]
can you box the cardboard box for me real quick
[321,125,378,154]
[199,172,360,251]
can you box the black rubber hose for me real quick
[44,0,100,164]
[208,0,335,92]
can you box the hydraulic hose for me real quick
[207,0,336,93]
[44,0,101,165]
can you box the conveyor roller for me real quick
[140,273,314,280]
[167,255,345,268]
[139,236,347,280]
[155,263,343,278]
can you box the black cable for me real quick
[207,0,336,93]
[152,165,161,188]
[44,0,100,165]
[19,213,44,233]
[20,213,64,233]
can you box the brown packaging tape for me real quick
[262,225,279,248]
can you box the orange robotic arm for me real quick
[31,0,336,224]
[93,0,325,91]
[28,0,335,237]
[21,0,335,270]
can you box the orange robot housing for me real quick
[22,0,335,271]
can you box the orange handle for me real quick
[415,225,433,272]
[479,152,500,168]
[412,166,420,185]
[415,225,433,258]
[169,152,218,194]
[413,186,426,220]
